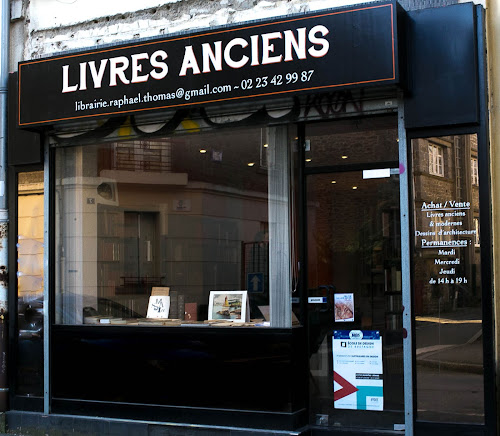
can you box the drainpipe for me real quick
[0,0,9,412]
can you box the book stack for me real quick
[169,290,178,319]
[178,294,185,320]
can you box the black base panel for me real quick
[51,325,307,430]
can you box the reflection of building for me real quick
[412,135,481,315]
[56,131,274,322]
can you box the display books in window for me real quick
[208,291,249,323]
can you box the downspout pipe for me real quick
[0,0,9,412]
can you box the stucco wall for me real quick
[19,0,365,61]
[9,0,480,70]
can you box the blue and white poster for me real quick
[332,330,383,411]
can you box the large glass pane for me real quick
[17,171,44,397]
[54,126,295,327]
[306,116,404,430]
[305,116,399,168]
[412,134,484,423]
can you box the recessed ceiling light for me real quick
[199,149,207,153]
[331,180,337,184]
[352,186,358,190]
[305,158,312,162]
[341,155,348,159]
[263,143,268,148]
[247,162,255,167]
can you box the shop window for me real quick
[428,142,444,176]
[54,126,295,327]
[412,134,484,424]
[16,171,44,397]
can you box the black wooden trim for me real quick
[50,324,307,430]
[310,427,406,435]
[475,6,496,436]
[415,421,485,436]
[405,6,493,435]
[304,161,399,175]
[406,125,479,140]
[50,399,306,431]
[6,410,306,436]
[296,121,310,417]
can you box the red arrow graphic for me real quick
[333,371,358,401]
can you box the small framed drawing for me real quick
[208,291,248,323]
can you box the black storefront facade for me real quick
[6,2,496,436]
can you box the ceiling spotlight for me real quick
[263,143,268,148]
[247,162,255,167]
[305,158,312,162]
[352,186,358,190]
[199,149,207,153]
[331,180,337,184]
[341,155,348,159]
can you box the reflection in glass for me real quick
[305,116,398,167]
[306,116,404,429]
[54,126,295,327]
[17,171,44,397]
[412,134,484,423]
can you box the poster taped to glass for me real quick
[335,293,354,322]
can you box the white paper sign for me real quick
[332,330,383,411]
[146,295,170,318]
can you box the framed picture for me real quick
[208,291,248,323]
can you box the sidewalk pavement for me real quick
[416,338,483,373]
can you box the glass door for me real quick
[305,116,405,430]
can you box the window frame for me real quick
[428,142,445,177]
[471,156,479,185]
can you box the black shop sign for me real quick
[18,0,399,127]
